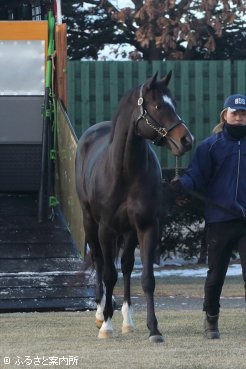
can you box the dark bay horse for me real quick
[75,71,193,343]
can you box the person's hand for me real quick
[169,178,190,207]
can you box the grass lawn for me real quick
[1,274,245,369]
[1,308,245,369]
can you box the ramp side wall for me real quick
[56,100,85,256]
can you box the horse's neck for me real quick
[108,89,148,178]
[125,127,148,176]
[109,116,148,180]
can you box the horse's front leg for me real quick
[138,222,164,343]
[97,225,118,339]
[121,231,136,334]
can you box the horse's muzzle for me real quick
[181,133,194,152]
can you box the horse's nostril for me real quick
[181,135,192,148]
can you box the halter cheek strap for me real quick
[137,84,144,118]
[136,84,182,145]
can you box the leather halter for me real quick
[136,84,183,145]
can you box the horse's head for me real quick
[135,71,193,156]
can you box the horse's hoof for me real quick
[98,330,113,339]
[95,319,103,329]
[122,325,135,334]
[149,335,164,343]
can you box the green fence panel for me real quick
[67,60,246,168]
[109,62,119,120]
[208,62,219,135]
[80,61,90,136]
[233,61,246,94]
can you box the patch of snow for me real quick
[127,264,242,279]
[116,249,242,278]
[0,271,90,277]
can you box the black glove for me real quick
[168,178,190,206]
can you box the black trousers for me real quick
[203,220,246,315]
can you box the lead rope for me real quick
[174,156,180,180]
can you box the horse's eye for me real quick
[155,105,161,110]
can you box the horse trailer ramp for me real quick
[0,193,95,312]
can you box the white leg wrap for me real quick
[96,293,106,322]
[98,318,113,339]
[121,302,134,333]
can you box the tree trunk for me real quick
[142,41,164,61]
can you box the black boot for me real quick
[204,313,220,339]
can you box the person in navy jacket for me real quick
[172,94,246,339]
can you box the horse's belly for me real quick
[111,205,131,233]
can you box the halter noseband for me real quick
[136,84,182,145]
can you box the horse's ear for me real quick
[161,70,172,86]
[146,71,158,90]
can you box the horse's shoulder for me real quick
[79,121,111,142]
[77,121,112,156]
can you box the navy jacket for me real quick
[180,126,246,223]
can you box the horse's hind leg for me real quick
[121,231,136,334]
[97,225,118,339]
[83,211,105,329]
[93,246,105,330]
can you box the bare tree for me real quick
[1,0,245,60]
[63,0,246,60]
